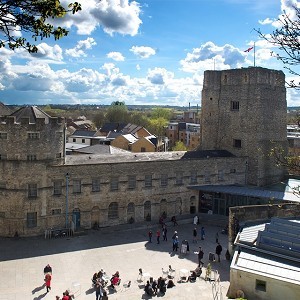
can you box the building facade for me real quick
[0,67,288,237]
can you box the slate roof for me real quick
[10,106,51,123]
[100,123,127,133]
[71,130,97,137]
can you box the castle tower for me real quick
[0,106,65,164]
[200,67,288,186]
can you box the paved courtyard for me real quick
[0,215,231,300]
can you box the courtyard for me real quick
[0,214,230,300]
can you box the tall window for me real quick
[233,139,242,148]
[0,132,7,139]
[0,154,7,160]
[110,177,119,191]
[161,174,168,187]
[53,180,62,195]
[218,170,224,181]
[145,174,152,188]
[27,132,40,139]
[176,172,183,185]
[92,178,100,192]
[108,202,119,219]
[73,179,81,193]
[28,183,37,198]
[27,154,37,161]
[27,212,37,228]
[190,171,197,184]
[128,175,136,190]
[230,101,239,111]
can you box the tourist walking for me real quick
[172,236,179,252]
[44,273,52,293]
[201,226,205,240]
[193,215,198,225]
[156,229,161,244]
[148,230,153,243]
[215,232,219,243]
[192,227,197,243]
[162,225,168,241]
[216,243,223,262]
[198,246,204,266]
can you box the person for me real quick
[172,235,179,252]
[152,279,158,295]
[159,278,166,294]
[44,264,52,274]
[193,215,198,225]
[172,230,177,241]
[102,291,108,300]
[188,271,197,282]
[162,224,168,241]
[110,275,120,289]
[148,230,153,243]
[95,280,103,300]
[201,226,205,240]
[171,216,178,226]
[198,246,204,266]
[215,232,219,243]
[92,272,98,285]
[44,273,52,293]
[216,243,223,262]
[156,229,160,244]
[167,279,175,288]
[193,227,197,243]
[144,280,154,295]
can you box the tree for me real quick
[148,117,168,137]
[0,0,81,53]
[105,101,130,123]
[256,5,300,88]
[172,141,188,151]
[151,107,173,120]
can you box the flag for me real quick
[244,47,254,53]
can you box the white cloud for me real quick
[147,67,174,85]
[258,18,275,25]
[65,37,96,58]
[107,52,125,61]
[130,46,156,58]
[180,42,246,73]
[53,0,142,36]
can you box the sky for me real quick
[0,0,299,107]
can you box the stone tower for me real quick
[0,106,65,164]
[200,67,288,186]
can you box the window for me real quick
[145,174,152,188]
[176,172,183,185]
[256,280,266,292]
[0,181,6,189]
[161,174,168,187]
[231,101,239,111]
[141,147,146,152]
[53,181,62,195]
[233,139,242,148]
[27,132,40,139]
[56,153,62,158]
[0,154,7,160]
[28,183,37,198]
[218,170,224,181]
[170,134,172,137]
[108,202,119,219]
[110,177,119,191]
[190,171,197,184]
[204,174,210,183]
[230,169,236,173]
[0,132,7,139]
[73,179,81,193]
[27,154,37,161]
[51,209,61,215]
[92,178,100,192]
[82,139,85,143]
[73,138,76,142]
[27,212,37,228]
[128,175,136,190]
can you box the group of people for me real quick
[144,276,175,296]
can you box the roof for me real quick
[72,144,129,155]
[64,149,240,166]
[122,134,138,143]
[188,184,300,203]
[0,102,12,116]
[100,123,127,133]
[71,130,96,137]
[232,248,300,285]
[10,106,51,124]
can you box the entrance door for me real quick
[72,209,81,229]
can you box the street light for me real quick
[65,173,69,228]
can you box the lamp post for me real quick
[65,173,69,228]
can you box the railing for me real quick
[211,270,223,300]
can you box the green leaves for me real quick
[0,0,82,52]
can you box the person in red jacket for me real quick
[156,229,160,244]
[44,273,52,292]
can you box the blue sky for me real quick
[0,0,299,106]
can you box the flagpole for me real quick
[254,42,256,67]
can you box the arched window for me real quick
[108,202,119,219]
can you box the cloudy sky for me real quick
[0,0,299,106]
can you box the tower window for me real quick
[27,132,40,139]
[0,132,7,139]
[231,101,239,111]
[233,139,242,148]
